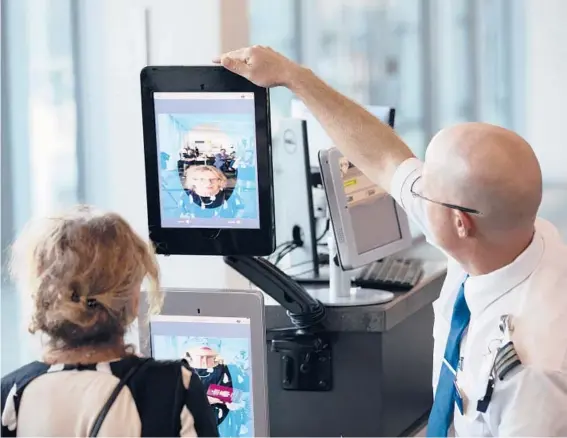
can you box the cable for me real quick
[291,267,317,278]
[267,297,326,333]
[286,302,326,331]
[284,259,314,272]
[274,243,298,266]
[267,264,326,332]
[268,229,328,332]
[316,219,330,242]
[268,240,293,263]
[273,240,293,253]
[270,225,305,266]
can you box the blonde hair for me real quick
[10,205,162,349]
[184,165,227,190]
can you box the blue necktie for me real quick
[427,276,470,437]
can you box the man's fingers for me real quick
[221,57,249,77]
[212,47,256,79]
[213,48,250,65]
[227,48,250,61]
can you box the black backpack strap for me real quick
[88,358,151,437]
[1,362,50,436]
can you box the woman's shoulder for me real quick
[1,361,50,418]
[110,357,199,386]
[1,361,50,391]
[109,356,184,374]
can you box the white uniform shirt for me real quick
[391,158,567,437]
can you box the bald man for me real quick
[214,47,567,437]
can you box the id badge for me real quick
[454,380,464,415]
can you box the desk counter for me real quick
[263,241,447,437]
[263,241,447,333]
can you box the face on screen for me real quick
[150,316,254,438]
[185,165,227,198]
[154,92,260,229]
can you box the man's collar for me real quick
[465,230,544,316]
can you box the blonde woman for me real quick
[181,165,244,218]
[0,206,218,437]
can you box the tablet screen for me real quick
[154,92,260,229]
[339,157,402,254]
[150,315,254,437]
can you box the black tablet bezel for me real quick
[140,66,275,256]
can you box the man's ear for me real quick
[454,210,473,238]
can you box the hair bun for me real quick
[11,205,163,349]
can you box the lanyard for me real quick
[476,315,521,413]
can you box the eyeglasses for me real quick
[193,177,221,183]
[410,176,482,215]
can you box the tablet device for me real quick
[138,288,269,437]
[140,66,275,256]
[319,147,412,270]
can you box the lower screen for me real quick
[150,315,254,437]
[154,92,260,229]
[339,157,402,254]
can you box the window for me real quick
[435,0,476,127]
[248,0,523,156]
[476,0,515,128]
[248,0,299,122]
[434,0,521,130]
[1,0,79,269]
[300,0,426,155]
[27,0,79,214]
[1,0,79,374]
[250,0,427,157]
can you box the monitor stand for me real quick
[309,233,394,307]
[223,255,332,392]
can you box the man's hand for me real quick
[212,46,303,89]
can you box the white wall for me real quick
[77,0,250,290]
[524,0,567,183]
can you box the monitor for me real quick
[141,66,275,256]
[319,147,412,271]
[271,118,319,276]
[292,99,395,167]
[139,288,269,437]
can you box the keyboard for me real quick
[353,257,423,292]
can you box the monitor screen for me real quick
[150,315,254,438]
[154,92,260,230]
[338,157,403,255]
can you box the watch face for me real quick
[283,129,297,154]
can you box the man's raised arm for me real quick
[213,46,415,193]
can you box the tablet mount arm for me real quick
[224,256,332,391]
